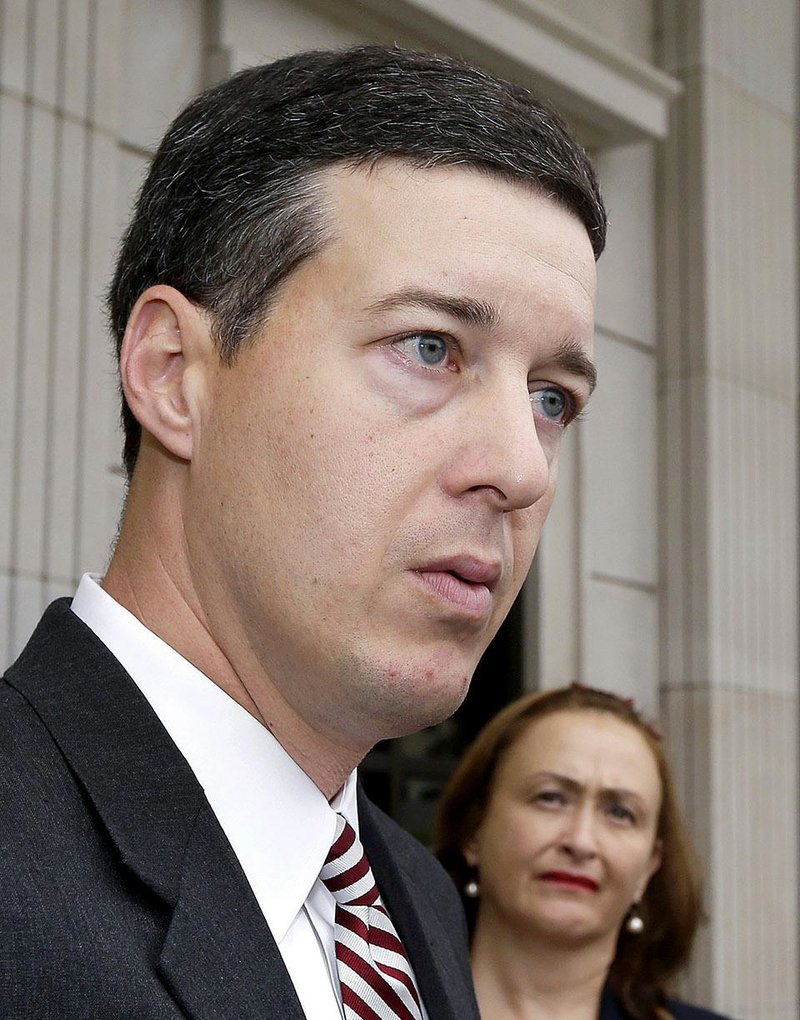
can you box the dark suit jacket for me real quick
[0,599,479,1020]
[600,984,736,1020]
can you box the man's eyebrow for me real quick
[552,337,597,395]
[365,288,499,330]
[366,288,597,394]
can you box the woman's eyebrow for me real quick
[526,770,583,792]
[599,787,647,806]
[526,772,645,804]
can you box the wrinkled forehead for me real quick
[498,709,662,793]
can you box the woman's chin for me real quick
[514,909,616,951]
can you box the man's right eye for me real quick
[393,332,452,369]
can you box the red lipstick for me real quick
[539,871,599,892]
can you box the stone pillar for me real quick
[0,0,125,664]
[659,2,798,1017]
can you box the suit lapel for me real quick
[158,802,306,1020]
[6,600,304,1020]
[358,792,476,1020]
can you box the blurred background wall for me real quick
[0,2,796,1016]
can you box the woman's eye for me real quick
[608,803,636,824]
[530,386,571,425]
[535,789,566,807]
[394,332,452,369]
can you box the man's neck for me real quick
[103,509,365,799]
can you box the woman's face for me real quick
[464,709,662,949]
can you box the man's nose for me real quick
[445,379,553,512]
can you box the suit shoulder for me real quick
[0,672,81,831]
[0,603,77,786]
[0,673,54,765]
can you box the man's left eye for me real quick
[395,332,451,368]
[530,387,570,425]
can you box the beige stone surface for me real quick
[8,573,47,666]
[14,104,56,579]
[62,0,92,120]
[220,0,365,67]
[45,118,88,583]
[664,685,799,1017]
[533,0,655,61]
[75,129,124,573]
[0,93,25,576]
[583,578,659,711]
[583,334,658,585]
[534,424,580,689]
[30,0,59,108]
[701,0,797,118]
[0,0,28,95]
[119,0,204,151]
[595,141,658,345]
[706,380,798,694]
[92,0,123,133]
[659,2,798,1013]
[703,80,797,397]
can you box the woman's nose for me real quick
[560,806,599,860]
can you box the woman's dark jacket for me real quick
[600,984,736,1020]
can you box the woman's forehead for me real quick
[498,709,662,797]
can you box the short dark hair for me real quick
[108,44,607,477]
[435,684,705,1020]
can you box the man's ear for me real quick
[119,285,215,464]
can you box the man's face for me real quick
[187,161,597,752]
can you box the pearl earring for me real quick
[625,904,644,934]
[464,878,480,899]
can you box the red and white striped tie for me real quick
[320,814,424,1020]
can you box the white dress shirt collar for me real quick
[70,572,359,944]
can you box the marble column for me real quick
[659,2,798,1016]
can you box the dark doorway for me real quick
[360,592,525,845]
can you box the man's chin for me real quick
[373,662,475,740]
[329,640,481,745]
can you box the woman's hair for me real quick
[434,684,705,1020]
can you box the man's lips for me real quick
[411,555,502,619]
[539,871,600,892]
